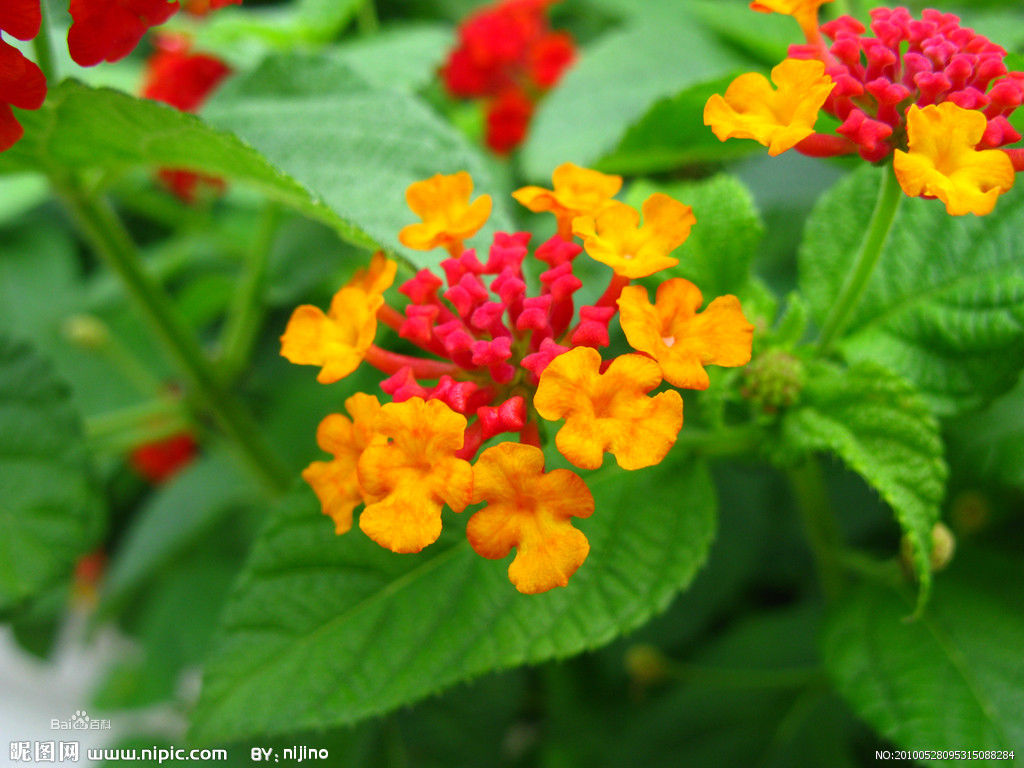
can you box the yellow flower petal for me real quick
[301,394,385,534]
[894,103,1015,216]
[468,442,593,594]
[350,251,398,297]
[749,0,833,39]
[513,162,622,237]
[356,398,473,553]
[618,279,754,390]
[398,171,492,251]
[534,347,683,470]
[704,58,834,156]
[572,194,695,279]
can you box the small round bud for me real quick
[62,314,110,349]
[624,644,670,687]
[901,521,957,575]
[741,348,805,413]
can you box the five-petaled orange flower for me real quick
[704,58,834,157]
[468,442,594,594]
[398,171,492,255]
[302,393,385,535]
[356,398,474,553]
[279,254,397,383]
[513,162,622,239]
[572,194,696,279]
[534,347,683,470]
[618,278,754,390]
[893,103,1015,217]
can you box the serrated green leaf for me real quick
[0,334,105,611]
[782,360,946,610]
[190,457,716,743]
[203,54,511,268]
[521,4,751,178]
[1,80,376,250]
[626,173,762,298]
[330,24,454,93]
[800,165,1024,415]
[824,551,1024,759]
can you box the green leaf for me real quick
[330,24,454,93]
[824,550,1024,758]
[625,173,763,298]
[521,4,751,178]
[190,457,717,742]
[2,80,377,250]
[0,334,105,612]
[946,377,1024,491]
[203,54,512,268]
[782,361,947,610]
[799,165,1024,415]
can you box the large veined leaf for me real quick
[190,457,716,743]
[946,378,1024,491]
[521,3,752,178]
[0,335,105,612]
[203,54,511,269]
[782,361,947,610]
[799,165,1024,415]
[824,551,1024,761]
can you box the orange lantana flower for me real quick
[468,442,593,594]
[704,58,834,156]
[534,347,683,470]
[301,393,385,534]
[280,254,397,384]
[398,171,492,256]
[572,194,695,279]
[513,162,622,239]
[618,278,754,390]
[356,398,474,553]
[893,103,1015,216]
[749,0,833,39]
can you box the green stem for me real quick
[673,424,765,458]
[32,2,58,85]
[218,202,281,382]
[57,180,292,494]
[356,0,379,36]
[786,458,845,600]
[85,398,188,440]
[815,168,902,353]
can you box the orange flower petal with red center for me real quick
[534,347,683,470]
[301,393,385,534]
[894,103,1015,216]
[704,58,834,156]
[572,194,695,279]
[618,278,754,390]
[513,162,622,237]
[398,171,492,252]
[356,398,474,553]
[468,442,593,594]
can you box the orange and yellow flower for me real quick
[572,194,695,279]
[618,278,754,390]
[513,162,622,239]
[468,442,593,594]
[398,171,492,255]
[704,58,834,156]
[356,398,474,553]
[893,103,1015,216]
[749,0,833,39]
[534,347,683,470]
[301,393,385,534]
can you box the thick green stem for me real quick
[32,2,58,85]
[672,424,765,458]
[356,0,379,36]
[787,459,845,600]
[57,180,291,494]
[816,168,902,353]
[219,202,281,382]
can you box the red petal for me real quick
[0,0,42,41]
[0,102,25,152]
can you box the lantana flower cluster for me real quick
[704,0,1024,215]
[441,0,575,154]
[281,164,754,593]
[0,0,239,152]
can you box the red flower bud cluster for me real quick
[141,34,231,201]
[441,0,575,154]
[792,7,1024,161]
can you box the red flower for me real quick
[130,432,198,483]
[67,0,179,66]
[486,88,534,154]
[0,37,47,152]
[0,0,41,41]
